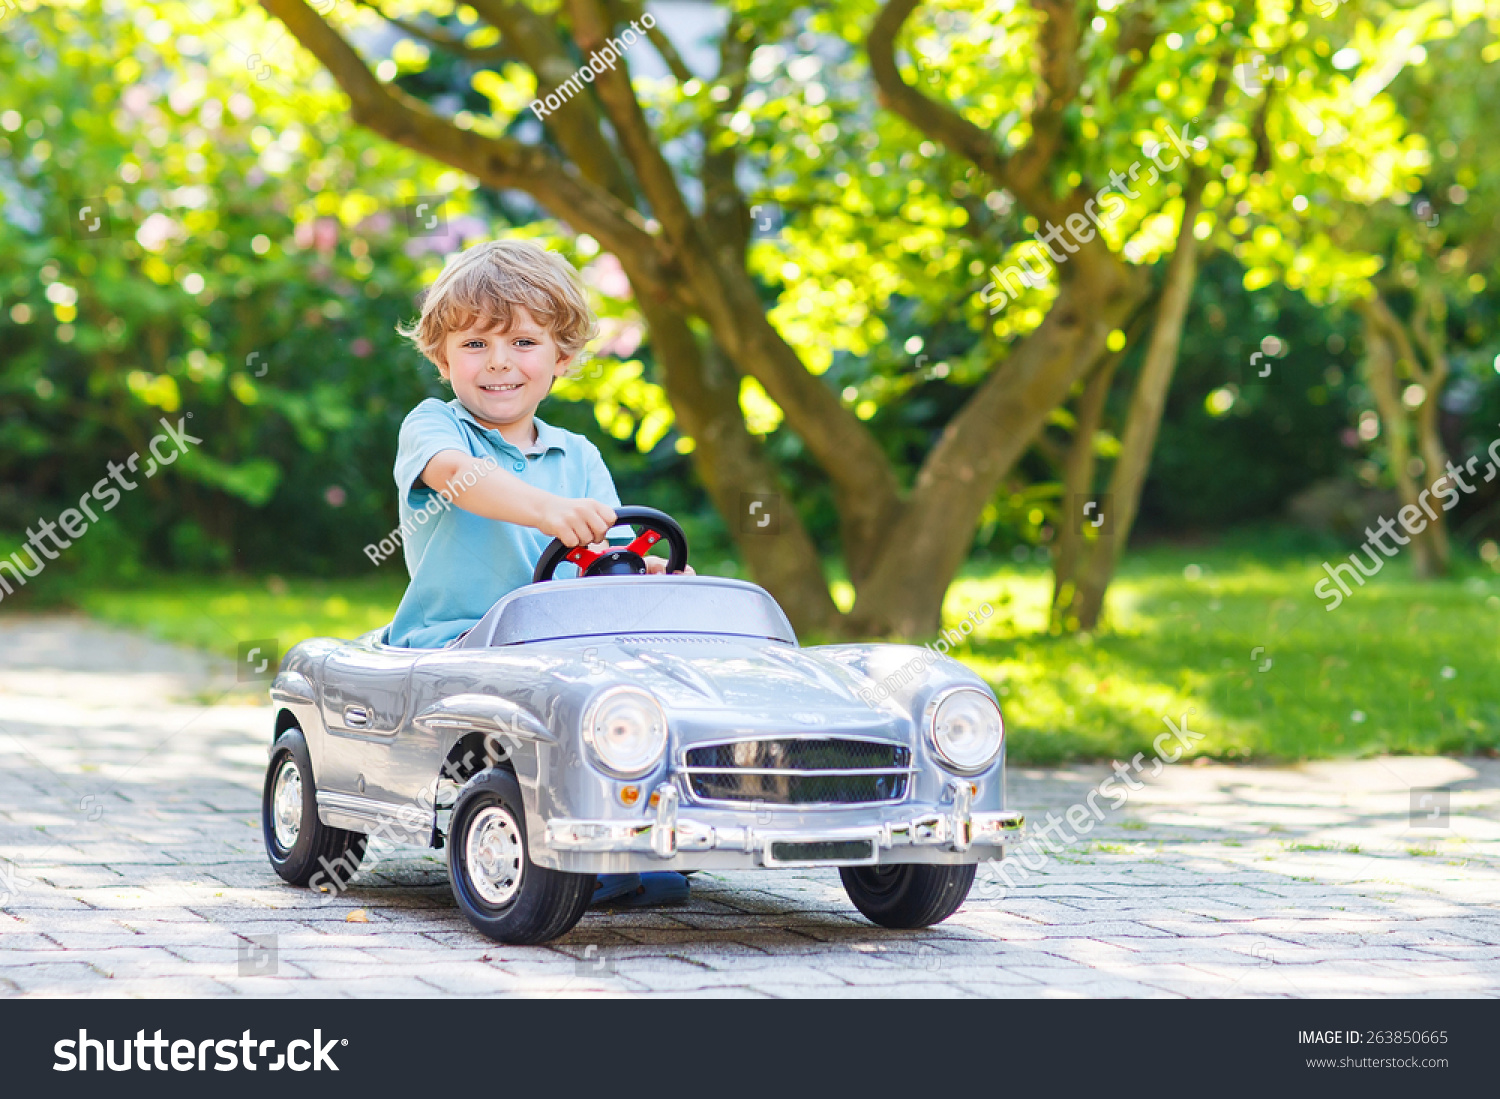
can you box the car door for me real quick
[317,640,415,797]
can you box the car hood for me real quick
[544,634,976,735]
[598,635,863,711]
[407,634,990,746]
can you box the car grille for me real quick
[682,737,912,806]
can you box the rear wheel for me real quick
[447,769,593,944]
[839,863,976,929]
[262,728,368,889]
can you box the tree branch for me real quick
[870,0,1037,212]
[1408,288,1448,388]
[466,0,638,207]
[258,0,680,300]
[608,0,696,83]
[1109,4,1157,98]
[1013,0,1083,192]
[352,0,514,63]
[566,0,700,250]
[701,13,756,257]
[1364,291,1425,384]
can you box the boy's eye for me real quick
[513,338,537,348]
[461,339,486,349]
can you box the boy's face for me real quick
[438,305,572,432]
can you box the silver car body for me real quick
[269,576,1023,873]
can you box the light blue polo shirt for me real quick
[387,398,620,648]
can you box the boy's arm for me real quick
[421,450,615,547]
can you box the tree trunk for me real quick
[1407,290,1453,573]
[845,262,1145,637]
[1357,294,1450,578]
[637,302,840,634]
[1050,352,1120,631]
[1070,181,1207,630]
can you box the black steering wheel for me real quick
[532,505,689,584]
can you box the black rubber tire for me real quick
[447,769,594,945]
[262,728,368,889]
[839,863,976,929]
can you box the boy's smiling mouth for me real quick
[479,382,524,393]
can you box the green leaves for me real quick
[0,0,458,571]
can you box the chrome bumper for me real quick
[543,782,1025,863]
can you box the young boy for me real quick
[390,238,689,907]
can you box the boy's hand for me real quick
[539,498,616,547]
[644,557,695,576]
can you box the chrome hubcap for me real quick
[271,758,303,850]
[467,805,524,906]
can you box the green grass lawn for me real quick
[73,573,410,653]
[951,546,1499,763]
[31,538,1500,764]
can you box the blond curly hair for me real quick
[398,239,598,368]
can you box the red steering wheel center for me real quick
[532,506,687,584]
[563,529,661,574]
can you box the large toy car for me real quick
[261,507,1024,943]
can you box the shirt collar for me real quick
[450,399,569,456]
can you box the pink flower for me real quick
[313,217,339,256]
[325,486,347,507]
[597,320,643,358]
[584,254,633,299]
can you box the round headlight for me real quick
[582,687,668,778]
[928,688,1003,773]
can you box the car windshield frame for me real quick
[451,575,799,648]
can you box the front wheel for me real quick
[447,769,594,944]
[262,728,368,889]
[839,863,976,929]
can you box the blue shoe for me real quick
[591,873,640,907]
[613,871,690,908]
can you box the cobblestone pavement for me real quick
[1,614,1497,998]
